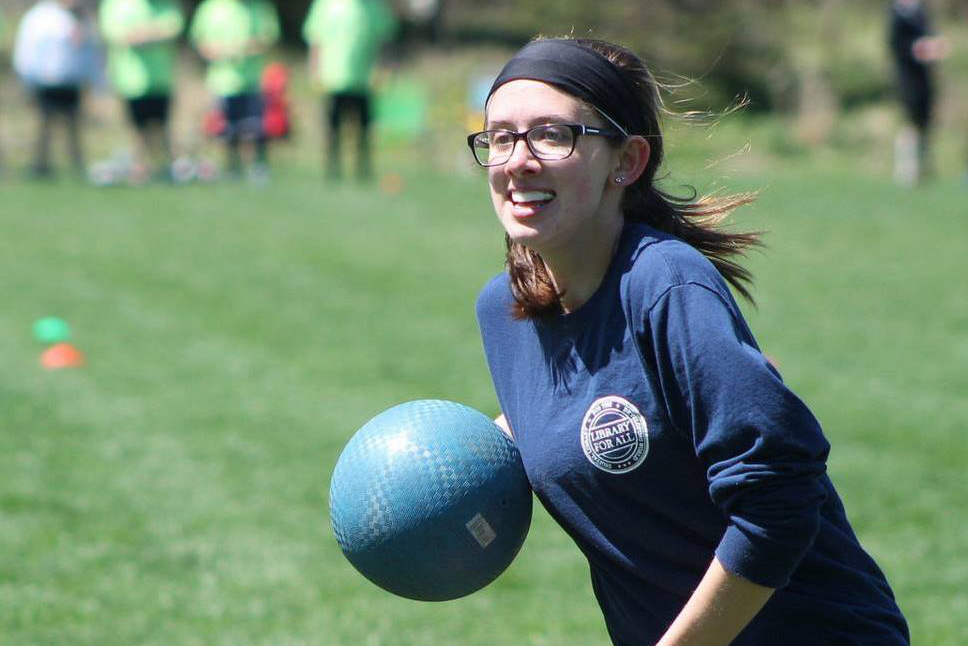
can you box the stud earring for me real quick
[615,176,624,184]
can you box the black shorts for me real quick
[220,92,265,141]
[328,91,372,131]
[897,69,934,130]
[35,86,81,115]
[126,95,171,129]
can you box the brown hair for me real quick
[504,37,761,319]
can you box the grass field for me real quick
[0,130,966,646]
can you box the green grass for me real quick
[0,143,965,645]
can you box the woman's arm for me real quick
[124,17,182,47]
[656,557,774,646]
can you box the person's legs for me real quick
[126,99,152,178]
[247,93,268,167]
[65,108,85,176]
[128,96,175,180]
[31,88,57,177]
[234,93,268,184]
[0,98,5,176]
[896,71,933,185]
[894,126,921,186]
[226,137,243,177]
[221,95,244,178]
[33,113,55,177]
[964,130,968,185]
[249,135,269,185]
[914,80,935,181]
[53,86,86,177]
[916,124,933,179]
[355,92,374,180]
[253,134,268,166]
[326,93,346,179]
[146,119,175,180]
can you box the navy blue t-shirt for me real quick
[476,222,909,646]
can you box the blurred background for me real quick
[0,0,966,179]
[1,1,966,645]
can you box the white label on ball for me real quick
[465,513,497,548]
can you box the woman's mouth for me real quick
[509,189,556,217]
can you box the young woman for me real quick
[471,37,909,646]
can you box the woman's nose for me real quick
[504,139,539,175]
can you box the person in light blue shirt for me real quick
[13,0,102,178]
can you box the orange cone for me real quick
[41,343,85,369]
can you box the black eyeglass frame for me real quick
[466,123,625,167]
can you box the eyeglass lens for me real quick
[474,125,576,166]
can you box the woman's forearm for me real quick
[656,557,774,646]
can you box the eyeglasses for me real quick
[466,123,625,167]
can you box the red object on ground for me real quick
[41,343,85,369]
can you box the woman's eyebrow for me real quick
[485,115,576,129]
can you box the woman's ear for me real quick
[611,136,650,186]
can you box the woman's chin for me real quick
[504,226,547,251]
[500,214,551,248]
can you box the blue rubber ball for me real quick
[329,400,532,601]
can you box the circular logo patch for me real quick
[580,396,649,473]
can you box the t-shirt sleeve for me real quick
[259,1,281,44]
[302,0,323,44]
[187,3,207,45]
[646,282,830,589]
[160,2,185,37]
[12,8,38,77]
[100,1,183,44]
[373,0,397,43]
[98,0,122,42]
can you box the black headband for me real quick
[487,39,644,136]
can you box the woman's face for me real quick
[485,80,622,256]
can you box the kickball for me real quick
[329,399,532,601]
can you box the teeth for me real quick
[511,190,555,203]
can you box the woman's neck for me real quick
[540,212,625,314]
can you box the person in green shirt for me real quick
[303,0,396,180]
[189,0,279,182]
[100,0,183,182]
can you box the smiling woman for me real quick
[470,37,911,646]
[481,78,631,291]
[469,37,760,320]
